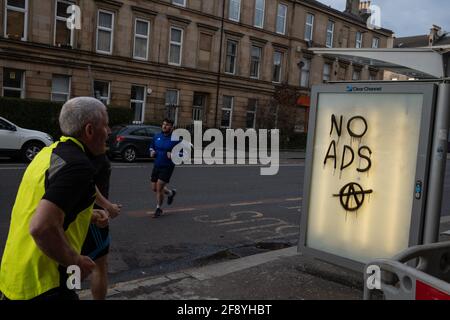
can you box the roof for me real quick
[310,47,449,79]
[395,33,450,48]
[302,0,394,35]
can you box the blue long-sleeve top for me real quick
[150,132,180,168]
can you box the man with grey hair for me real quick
[0,97,111,300]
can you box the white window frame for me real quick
[250,45,262,79]
[165,89,179,126]
[300,58,311,88]
[93,80,111,105]
[272,51,283,83]
[246,99,258,129]
[221,95,234,129]
[323,63,331,82]
[254,0,265,28]
[172,0,186,7]
[54,0,75,47]
[2,69,25,98]
[276,3,287,35]
[169,26,183,66]
[133,18,150,60]
[372,37,380,48]
[326,20,334,48]
[192,93,206,122]
[229,0,241,22]
[51,75,71,102]
[305,13,314,42]
[225,40,238,75]
[4,0,28,41]
[356,31,363,48]
[96,9,115,55]
[130,85,146,123]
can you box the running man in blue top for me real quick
[149,118,180,218]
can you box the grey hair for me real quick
[59,97,107,137]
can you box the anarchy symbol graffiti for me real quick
[333,182,373,212]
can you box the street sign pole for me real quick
[423,83,450,243]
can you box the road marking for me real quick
[145,208,196,214]
[230,201,263,207]
[286,206,301,210]
[285,197,302,201]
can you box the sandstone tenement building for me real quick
[0,0,393,130]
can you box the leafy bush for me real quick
[0,97,132,139]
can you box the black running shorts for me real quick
[151,165,175,183]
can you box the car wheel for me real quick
[122,147,137,163]
[22,141,44,163]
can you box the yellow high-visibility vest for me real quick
[0,137,95,300]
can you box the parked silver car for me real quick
[0,117,53,162]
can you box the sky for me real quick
[317,0,450,37]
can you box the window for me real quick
[51,75,71,102]
[165,89,179,125]
[276,3,287,35]
[96,10,114,54]
[133,19,150,60]
[300,58,311,88]
[250,46,262,79]
[229,0,241,22]
[131,85,146,123]
[221,96,234,128]
[2,68,25,98]
[4,0,28,40]
[225,40,237,74]
[272,51,283,83]
[54,0,75,47]
[172,0,186,7]
[355,31,363,48]
[305,14,314,42]
[169,27,183,66]
[323,63,331,82]
[326,21,334,48]
[246,99,257,129]
[369,73,376,81]
[372,37,379,48]
[94,80,110,105]
[192,93,206,122]
[198,33,212,70]
[352,70,361,80]
[254,0,265,28]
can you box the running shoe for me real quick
[167,189,177,206]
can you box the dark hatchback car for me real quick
[107,124,161,162]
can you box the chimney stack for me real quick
[359,1,371,21]
[429,25,442,46]
[345,0,361,16]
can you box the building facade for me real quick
[0,0,393,130]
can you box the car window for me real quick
[148,127,161,136]
[0,119,10,130]
[130,128,148,136]
[145,128,158,137]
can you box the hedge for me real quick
[0,97,132,140]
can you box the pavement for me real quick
[79,220,450,300]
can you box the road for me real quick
[1,159,449,285]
